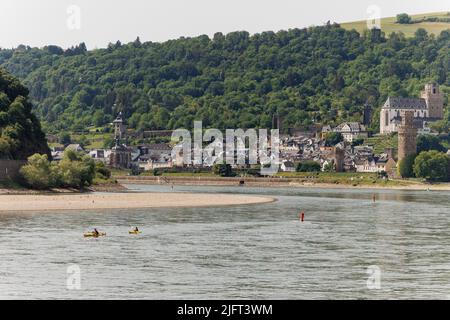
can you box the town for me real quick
[47,83,448,179]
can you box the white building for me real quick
[380,83,444,134]
[89,149,112,164]
[354,155,396,173]
[139,159,173,172]
[280,161,295,172]
[333,122,368,143]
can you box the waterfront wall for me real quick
[116,175,318,187]
[0,160,26,181]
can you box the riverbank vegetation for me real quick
[0,69,49,160]
[397,135,450,182]
[20,150,112,190]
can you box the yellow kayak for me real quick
[129,230,142,235]
[84,232,106,238]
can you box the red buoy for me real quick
[300,212,305,222]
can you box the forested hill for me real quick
[0,24,449,134]
[0,69,50,159]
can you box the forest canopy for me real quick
[0,68,50,160]
[0,25,448,134]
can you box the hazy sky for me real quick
[0,0,449,49]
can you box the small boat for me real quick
[84,232,106,238]
[129,230,142,235]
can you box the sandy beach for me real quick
[0,192,274,212]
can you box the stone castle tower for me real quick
[421,83,444,119]
[397,111,417,162]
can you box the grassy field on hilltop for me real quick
[341,12,450,37]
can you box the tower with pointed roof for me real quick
[109,112,131,169]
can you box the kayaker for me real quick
[134,227,139,232]
[93,228,99,236]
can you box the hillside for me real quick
[0,19,448,136]
[0,69,50,159]
[341,12,450,37]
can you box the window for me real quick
[385,111,389,126]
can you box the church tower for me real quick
[421,83,444,119]
[113,112,126,144]
[397,111,417,162]
[110,112,131,169]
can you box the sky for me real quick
[0,0,449,49]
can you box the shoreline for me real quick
[116,176,450,192]
[0,192,275,212]
[0,183,127,196]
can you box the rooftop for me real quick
[334,122,366,132]
[383,97,427,110]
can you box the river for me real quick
[1,184,450,299]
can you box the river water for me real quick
[1,184,450,299]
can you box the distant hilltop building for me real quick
[380,83,444,134]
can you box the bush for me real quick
[413,151,450,182]
[416,135,446,153]
[323,161,335,172]
[95,161,111,179]
[58,150,96,188]
[296,161,321,172]
[351,138,364,147]
[213,163,234,177]
[21,150,97,189]
[20,154,54,189]
[396,13,412,24]
[397,154,416,178]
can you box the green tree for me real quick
[323,161,335,172]
[397,153,416,178]
[0,69,49,160]
[95,161,111,179]
[59,132,72,145]
[324,132,344,146]
[58,149,96,188]
[103,135,114,149]
[76,135,89,148]
[20,154,60,189]
[296,161,321,172]
[0,24,448,137]
[413,151,450,182]
[396,13,412,24]
[417,135,446,153]
[213,163,234,177]
[351,138,364,147]
[429,120,449,134]
[92,110,105,127]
